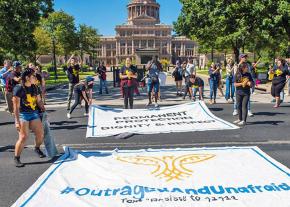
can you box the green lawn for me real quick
[45,70,95,87]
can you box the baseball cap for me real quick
[239,54,248,59]
[13,61,21,68]
[86,76,94,83]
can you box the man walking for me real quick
[66,57,80,111]
[0,60,12,111]
[96,62,109,95]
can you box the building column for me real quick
[132,39,134,55]
[125,41,128,55]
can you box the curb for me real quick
[46,84,67,92]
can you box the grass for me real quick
[45,69,95,87]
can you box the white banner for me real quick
[12,147,290,207]
[86,101,239,138]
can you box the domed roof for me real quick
[130,0,156,4]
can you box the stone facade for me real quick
[96,0,202,66]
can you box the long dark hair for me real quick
[21,68,35,86]
[235,63,248,82]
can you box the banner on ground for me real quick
[86,101,239,138]
[12,146,290,207]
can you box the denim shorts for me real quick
[20,112,40,122]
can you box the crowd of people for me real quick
[0,54,289,167]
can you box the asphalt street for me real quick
[0,84,290,207]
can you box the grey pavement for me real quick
[0,75,290,207]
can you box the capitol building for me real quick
[95,0,203,66]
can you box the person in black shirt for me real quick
[120,58,138,109]
[67,76,94,119]
[5,61,22,114]
[269,58,289,108]
[233,63,254,126]
[188,75,204,101]
[66,57,80,110]
[96,62,109,95]
[13,68,46,167]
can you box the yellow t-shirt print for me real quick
[275,69,283,76]
[72,67,79,76]
[25,94,37,110]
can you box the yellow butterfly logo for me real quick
[116,154,215,182]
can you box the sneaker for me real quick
[84,113,89,116]
[67,113,71,119]
[209,100,213,105]
[146,102,152,107]
[248,111,254,117]
[238,121,246,126]
[14,156,24,168]
[213,100,216,104]
[233,119,242,124]
[233,110,238,116]
[34,147,46,158]
[154,103,159,108]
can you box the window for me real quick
[141,40,147,47]
[148,40,154,47]
[120,40,126,47]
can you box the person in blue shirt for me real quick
[0,60,12,110]
[146,56,162,107]
[208,63,219,104]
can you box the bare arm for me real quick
[82,91,89,103]
[13,96,21,131]
[36,95,45,112]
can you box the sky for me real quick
[54,0,182,36]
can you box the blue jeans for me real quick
[20,112,40,122]
[192,86,204,100]
[209,79,218,100]
[288,80,290,95]
[225,76,235,100]
[99,78,108,94]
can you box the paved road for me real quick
[0,83,290,207]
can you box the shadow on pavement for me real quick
[50,124,87,130]
[247,121,284,125]
[0,145,15,152]
[254,112,285,116]
[0,121,14,126]
[23,155,62,166]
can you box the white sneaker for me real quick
[154,103,159,108]
[84,113,89,117]
[238,121,246,126]
[233,110,238,116]
[67,113,71,119]
[248,111,254,117]
[233,119,242,124]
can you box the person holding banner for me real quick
[67,76,94,119]
[146,56,162,108]
[233,63,254,126]
[188,75,204,101]
[13,68,46,167]
[120,58,138,109]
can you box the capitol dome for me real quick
[127,0,160,25]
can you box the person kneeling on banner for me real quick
[67,76,94,119]
[188,75,204,101]
[146,56,163,108]
[120,58,138,109]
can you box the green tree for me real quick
[174,0,290,62]
[77,24,100,64]
[0,0,53,59]
[41,11,77,59]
